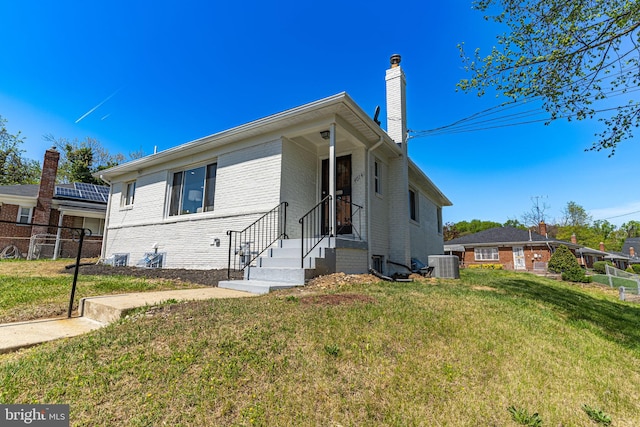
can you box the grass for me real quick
[592,273,640,290]
[1,269,640,425]
[0,259,200,323]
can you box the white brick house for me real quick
[98,55,452,293]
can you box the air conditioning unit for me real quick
[428,255,460,279]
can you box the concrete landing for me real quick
[0,287,254,354]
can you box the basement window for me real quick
[169,163,217,216]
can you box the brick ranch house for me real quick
[443,222,612,271]
[97,55,452,293]
[0,148,107,259]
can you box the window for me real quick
[371,255,384,273]
[475,247,499,261]
[374,159,381,195]
[409,189,418,221]
[169,163,217,216]
[122,181,136,206]
[84,217,105,236]
[437,207,443,234]
[17,207,32,224]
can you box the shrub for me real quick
[549,245,590,283]
[593,261,614,274]
[467,264,504,270]
[631,264,640,274]
[626,266,635,273]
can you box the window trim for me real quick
[17,206,33,225]
[409,188,418,222]
[122,181,136,207]
[474,247,499,261]
[168,162,217,217]
[374,159,381,195]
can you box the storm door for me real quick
[321,155,352,235]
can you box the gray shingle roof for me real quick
[0,184,39,197]
[445,226,552,245]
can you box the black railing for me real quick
[299,196,331,268]
[227,202,288,278]
[336,196,363,239]
[0,219,89,318]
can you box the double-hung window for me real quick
[409,189,418,221]
[474,247,499,261]
[374,159,381,195]
[17,207,32,224]
[169,163,217,216]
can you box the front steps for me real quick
[218,238,332,295]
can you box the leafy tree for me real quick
[455,219,503,236]
[45,135,124,184]
[0,116,41,185]
[458,1,640,155]
[620,220,640,238]
[503,218,527,229]
[561,201,591,227]
[443,222,461,241]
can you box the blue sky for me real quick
[1,1,638,227]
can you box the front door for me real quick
[513,246,526,270]
[322,155,352,235]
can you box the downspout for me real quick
[99,174,112,262]
[366,136,384,270]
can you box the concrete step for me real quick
[258,256,316,269]
[218,279,299,295]
[268,246,326,259]
[80,288,253,323]
[244,266,308,284]
[277,237,332,249]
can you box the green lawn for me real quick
[0,259,199,323]
[592,273,640,291]
[1,268,639,425]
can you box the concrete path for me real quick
[0,287,254,354]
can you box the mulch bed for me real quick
[64,264,242,287]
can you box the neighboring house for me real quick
[0,148,108,259]
[444,223,595,271]
[621,237,640,264]
[98,55,452,292]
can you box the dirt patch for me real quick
[299,293,377,306]
[65,264,242,287]
[304,273,381,291]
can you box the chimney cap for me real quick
[390,54,401,67]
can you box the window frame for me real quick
[122,181,136,207]
[17,206,33,224]
[474,247,499,261]
[83,217,105,236]
[409,188,418,222]
[168,162,217,217]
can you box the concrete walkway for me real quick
[0,287,254,354]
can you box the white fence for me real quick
[605,264,640,300]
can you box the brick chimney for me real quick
[599,242,605,252]
[538,221,547,237]
[630,247,635,258]
[386,54,407,152]
[31,147,59,232]
[571,233,577,244]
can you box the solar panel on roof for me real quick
[75,182,98,193]
[95,186,110,195]
[54,185,108,203]
[55,187,82,198]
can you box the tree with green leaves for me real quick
[0,115,41,185]
[458,1,640,155]
[561,201,591,227]
[45,135,124,184]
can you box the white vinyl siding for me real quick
[475,247,499,261]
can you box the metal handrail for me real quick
[299,196,331,268]
[227,202,288,278]
[336,196,363,239]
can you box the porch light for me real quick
[320,130,330,140]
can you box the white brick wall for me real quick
[410,190,444,263]
[280,138,317,238]
[104,140,283,269]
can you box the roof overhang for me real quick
[98,93,403,181]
